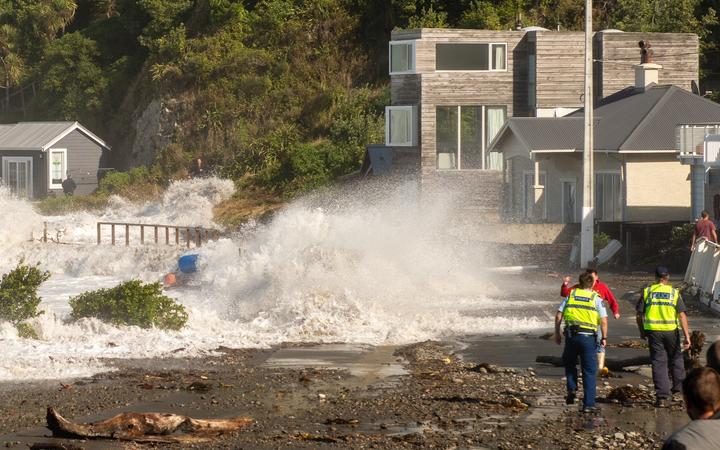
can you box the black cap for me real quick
[655,266,669,277]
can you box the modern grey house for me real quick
[0,122,110,198]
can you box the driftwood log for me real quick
[538,331,706,372]
[535,355,651,371]
[46,407,252,444]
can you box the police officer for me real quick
[555,272,608,412]
[636,266,691,408]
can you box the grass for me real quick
[34,174,285,230]
[34,194,111,215]
[213,184,285,228]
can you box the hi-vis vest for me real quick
[643,283,679,331]
[563,288,601,332]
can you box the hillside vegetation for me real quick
[1,0,718,198]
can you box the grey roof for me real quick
[0,121,109,151]
[502,117,583,150]
[492,84,720,153]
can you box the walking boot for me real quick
[566,390,576,405]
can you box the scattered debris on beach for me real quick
[46,407,252,444]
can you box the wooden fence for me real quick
[97,222,221,248]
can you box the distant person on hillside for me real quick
[191,157,205,178]
[662,367,720,450]
[555,272,608,413]
[61,174,77,196]
[561,269,619,370]
[691,210,717,250]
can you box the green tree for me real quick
[34,31,108,126]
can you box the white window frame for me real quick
[385,105,417,147]
[48,148,67,189]
[523,170,547,220]
[435,42,508,73]
[2,156,33,198]
[435,105,507,170]
[595,170,623,222]
[389,40,416,75]
[489,43,507,71]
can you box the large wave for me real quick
[0,177,551,381]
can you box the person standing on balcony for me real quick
[691,210,717,251]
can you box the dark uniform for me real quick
[636,283,687,401]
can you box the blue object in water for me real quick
[178,254,199,274]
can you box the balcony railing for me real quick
[676,124,720,165]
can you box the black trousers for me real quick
[647,330,685,399]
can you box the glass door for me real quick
[561,180,577,223]
[2,157,33,198]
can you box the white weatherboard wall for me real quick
[625,154,691,221]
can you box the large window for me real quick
[436,43,506,71]
[389,41,416,74]
[48,148,67,189]
[385,106,416,147]
[436,105,507,170]
[595,172,622,222]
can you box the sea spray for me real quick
[0,177,552,381]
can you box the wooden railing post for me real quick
[95,221,219,248]
[43,222,48,243]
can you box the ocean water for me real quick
[0,177,552,381]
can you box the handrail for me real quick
[96,222,221,248]
[684,238,720,297]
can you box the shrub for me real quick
[16,322,39,339]
[68,280,188,331]
[0,263,50,326]
[34,194,110,215]
[594,232,612,255]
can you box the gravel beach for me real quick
[0,271,717,449]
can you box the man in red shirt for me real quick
[561,269,620,319]
[691,210,717,251]
[561,269,620,370]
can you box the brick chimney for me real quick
[634,41,661,91]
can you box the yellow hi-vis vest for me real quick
[643,283,679,331]
[563,288,601,332]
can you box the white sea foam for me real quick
[0,177,552,381]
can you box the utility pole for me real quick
[580,0,594,267]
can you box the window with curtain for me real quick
[436,105,507,170]
[49,149,66,188]
[389,41,415,74]
[595,172,622,222]
[437,106,458,169]
[485,106,506,170]
[491,44,506,70]
[385,106,415,146]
